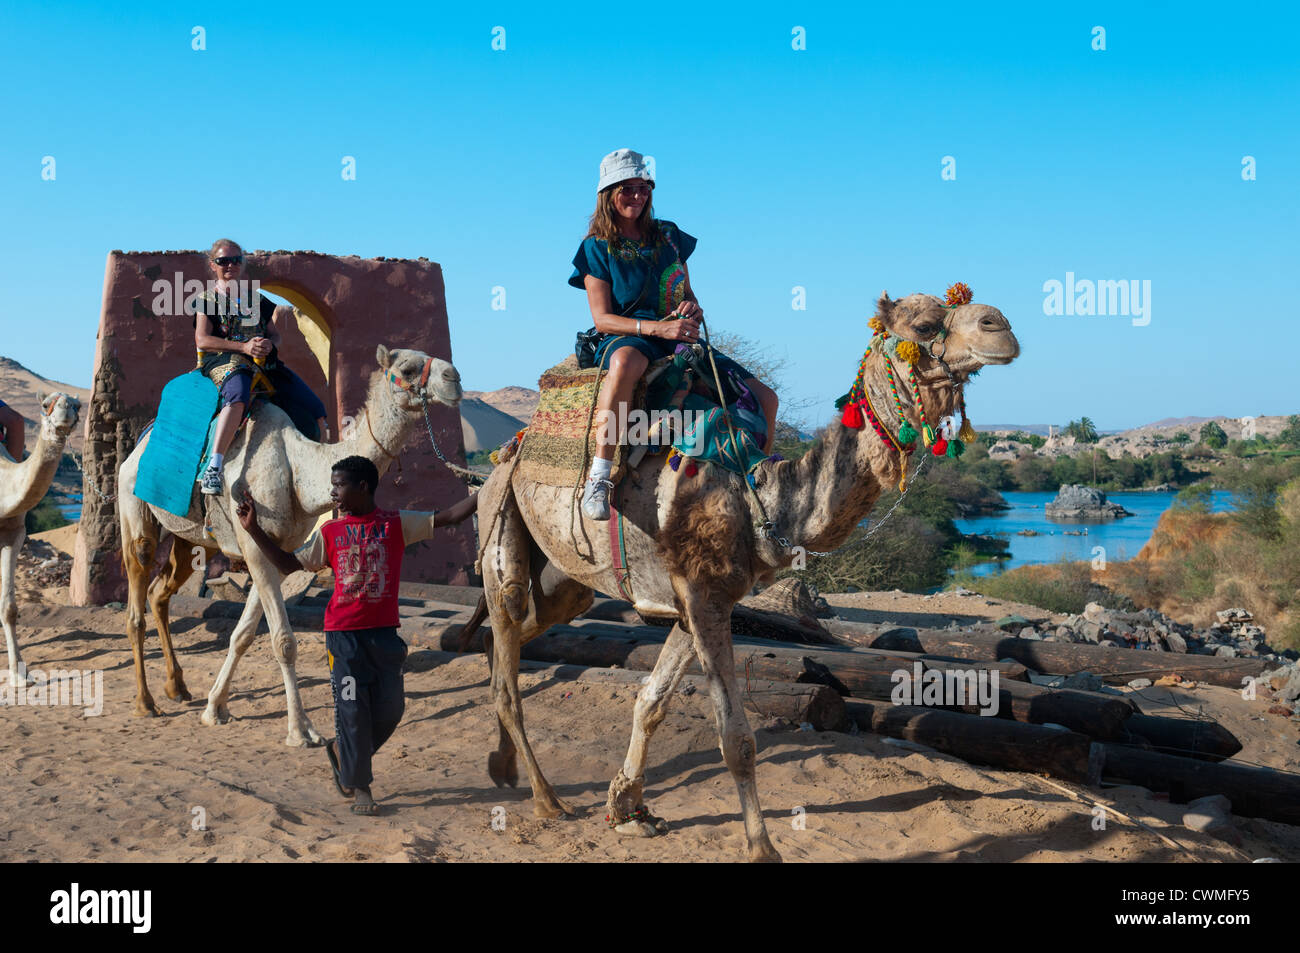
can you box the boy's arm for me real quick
[235,497,313,576]
[398,494,478,546]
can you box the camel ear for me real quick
[376,345,390,370]
[37,390,48,412]
[875,292,896,328]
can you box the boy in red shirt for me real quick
[236,455,476,815]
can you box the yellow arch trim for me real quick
[260,281,332,384]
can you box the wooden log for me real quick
[826,621,1268,688]
[581,596,842,645]
[1120,713,1243,763]
[1097,743,1300,825]
[433,622,1132,738]
[405,648,846,730]
[846,702,1100,784]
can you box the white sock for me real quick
[208,453,224,471]
[589,457,612,483]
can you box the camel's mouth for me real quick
[969,347,1018,366]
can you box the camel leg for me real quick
[123,531,162,716]
[147,539,208,702]
[682,592,781,863]
[243,546,322,748]
[202,583,265,726]
[481,488,589,817]
[607,621,696,837]
[0,525,27,685]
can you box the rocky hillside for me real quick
[464,385,538,422]
[0,356,90,453]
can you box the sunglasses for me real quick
[617,185,652,198]
[213,255,243,266]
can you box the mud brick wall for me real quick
[70,250,475,605]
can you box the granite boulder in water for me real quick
[1044,483,1133,520]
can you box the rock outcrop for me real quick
[1044,483,1133,520]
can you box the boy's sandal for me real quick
[351,800,379,816]
[325,740,354,798]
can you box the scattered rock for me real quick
[995,615,1030,632]
[1128,678,1153,690]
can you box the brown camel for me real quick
[473,290,1019,861]
[116,347,461,745]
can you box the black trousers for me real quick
[326,627,407,789]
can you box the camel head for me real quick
[875,291,1019,383]
[375,345,462,411]
[36,391,81,440]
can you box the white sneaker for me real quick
[581,477,614,521]
[199,464,224,495]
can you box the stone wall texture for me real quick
[70,249,476,605]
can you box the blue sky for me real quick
[2,1,1296,431]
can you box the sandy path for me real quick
[2,590,1298,863]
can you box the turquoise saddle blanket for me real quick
[136,372,221,517]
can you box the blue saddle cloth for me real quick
[136,372,220,517]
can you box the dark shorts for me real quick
[217,365,328,438]
[593,332,756,394]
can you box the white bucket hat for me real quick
[597,148,654,192]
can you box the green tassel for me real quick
[921,423,935,446]
[946,438,965,458]
[834,393,851,410]
[897,422,917,444]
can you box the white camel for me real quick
[116,346,461,745]
[0,392,81,684]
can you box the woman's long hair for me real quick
[584,185,662,247]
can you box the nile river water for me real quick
[953,490,1237,577]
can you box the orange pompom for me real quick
[945,282,972,307]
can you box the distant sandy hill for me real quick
[460,397,527,454]
[464,386,538,422]
[0,356,90,453]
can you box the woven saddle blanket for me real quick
[514,356,658,488]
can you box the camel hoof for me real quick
[533,796,576,820]
[749,843,783,863]
[285,722,323,747]
[614,819,664,838]
[487,751,518,788]
[164,681,191,702]
[200,705,231,726]
[133,699,162,718]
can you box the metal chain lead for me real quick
[799,453,930,558]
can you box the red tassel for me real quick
[684,462,698,478]
[841,401,864,429]
[931,437,948,456]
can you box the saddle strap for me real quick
[608,488,635,602]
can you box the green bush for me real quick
[1200,421,1228,449]
[952,560,1132,615]
[25,497,69,535]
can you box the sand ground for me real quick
[3,583,1299,863]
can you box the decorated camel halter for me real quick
[835,282,978,490]
[385,357,435,404]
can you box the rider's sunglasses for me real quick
[617,184,652,198]
[213,255,243,266]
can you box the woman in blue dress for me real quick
[569,149,778,520]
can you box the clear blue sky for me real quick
[2,1,1296,431]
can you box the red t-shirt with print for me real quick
[316,509,406,631]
